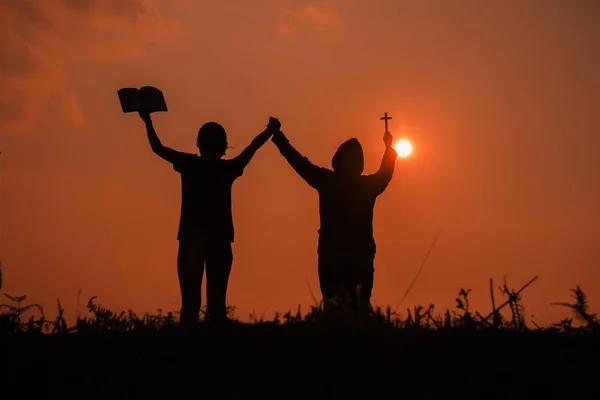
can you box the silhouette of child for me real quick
[269,118,398,313]
[139,112,276,326]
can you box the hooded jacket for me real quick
[272,132,397,255]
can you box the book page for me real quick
[139,86,168,113]
[117,88,142,113]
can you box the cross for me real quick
[380,112,392,133]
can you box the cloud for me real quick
[0,0,183,134]
[0,31,67,132]
[272,0,339,36]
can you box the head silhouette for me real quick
[197,122,227,158]
[331,138,364,176]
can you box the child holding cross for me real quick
[268,117,398,313]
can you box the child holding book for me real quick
[139,112,276,326]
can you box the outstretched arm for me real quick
[271,127,328,189]
[139,112,190,165]
[233,125,274,170]
[368,131,398,194]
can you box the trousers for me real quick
[177,237,233,325]
[318,252,375,313]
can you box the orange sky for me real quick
[1,0,599,324]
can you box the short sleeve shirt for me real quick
[173,154,246,241]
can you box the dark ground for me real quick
[2,320,599,399]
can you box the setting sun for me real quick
[394,139,413,158]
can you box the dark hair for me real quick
[197,122,228,158]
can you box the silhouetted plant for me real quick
[51,299,70,334]
[1,281,598,336]
[0,293,44,334]
[553,317,574,332]
[283,305,303,324]
[552,285,598,330]
[453,288,479,329]
[500,278,526,330]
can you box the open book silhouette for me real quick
[117,86,168,113]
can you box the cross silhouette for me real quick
[380,112,392,133]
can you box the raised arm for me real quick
[139,112,190,165]
[232,124,274,170]
[368,131,398,195]
[271,126,328,190]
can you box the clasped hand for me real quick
[267,117,281,133]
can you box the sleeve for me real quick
[226,155,247,181]
[271,131,329,190]
[172,153,198,173]
[366,146,398,195]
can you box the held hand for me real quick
[267,117,281,132]
[138,111,151,123]
[383,131,393,148]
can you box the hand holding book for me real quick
[118,86,167,114]
[139,111,152,123]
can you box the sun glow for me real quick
[394,139,413,158]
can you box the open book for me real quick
[117,86,168,113]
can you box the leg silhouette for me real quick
[318,253,374,314]
[177,237,205,328]
[349,256,374,314]
[318,255,341,312]
[205,241,233,322]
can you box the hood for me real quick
[331,138,364,176]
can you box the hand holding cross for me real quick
[380,112,393,148]
[380,112,392,133]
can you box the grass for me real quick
[1,278,599,397]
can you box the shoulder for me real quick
[169,152,198,162]
[313,166,333,185]
[223,156,242,166]
[173,153,199,172]
[219,156,245,173]
[320,167,334,176]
